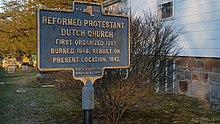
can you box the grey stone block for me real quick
[188,81,210,100]
[188,81,203,97]
[203,84,211,101]
[199,72,208,83]
[213,68,220,73]
[185,71,191,80]
[211,86,220,101]
[209,73,220,83]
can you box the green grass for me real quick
[1,68,220,124]
[121,94,220,124]
[0,69,82,124]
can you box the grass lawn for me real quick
[0,69,82,124]
[0,68,220,124]
[121,94,220,124]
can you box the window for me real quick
[158,1,173,19]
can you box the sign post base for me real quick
[83,109,93,124]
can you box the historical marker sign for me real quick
[37,2,130,82]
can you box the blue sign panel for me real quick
[37,2,130,79]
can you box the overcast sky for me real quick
[0,1,3,12]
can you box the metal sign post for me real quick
[37,1,130,124]
[82,80,94,124]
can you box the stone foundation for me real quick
[176,57,220,109]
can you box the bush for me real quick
[55,12,183,124]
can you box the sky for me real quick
[0,0,3,12]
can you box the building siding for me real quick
[128,0,220,57]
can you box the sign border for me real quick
[37,1,130,82]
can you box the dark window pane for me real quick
[161,2,173,18]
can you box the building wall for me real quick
[126,1,220,108]
[128,0,220,58]
[175,57,220,107]
[127,0,157,15]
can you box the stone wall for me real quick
[175,57,220,107]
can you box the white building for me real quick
[121,0,220,103]
[127,0,220,58]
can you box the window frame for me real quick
[157,0,174,20]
